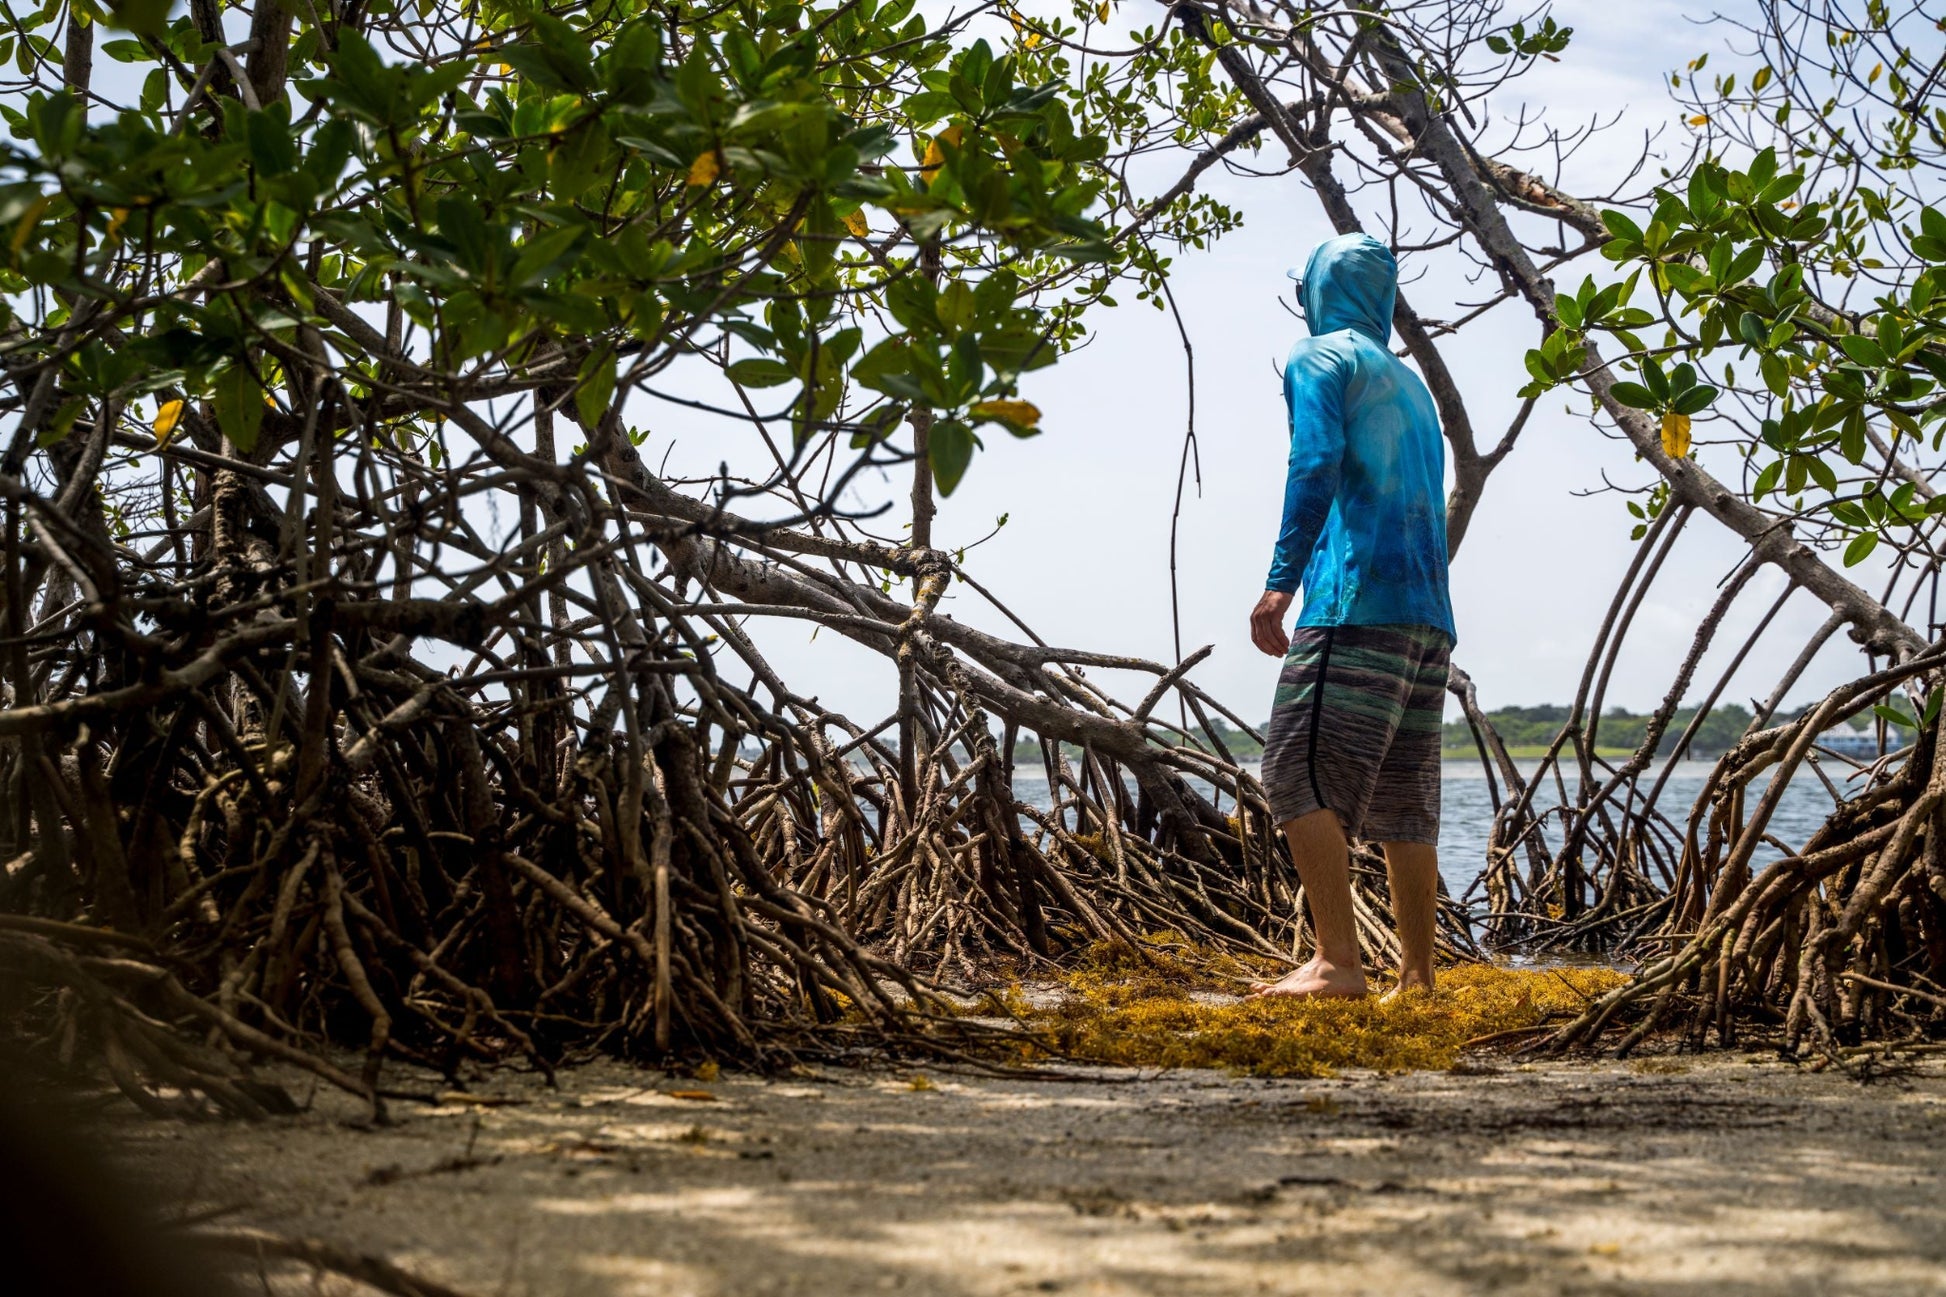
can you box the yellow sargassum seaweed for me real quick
[1031,941,1628,1077]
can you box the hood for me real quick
[1298,234,1397,343]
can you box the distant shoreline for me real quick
[1441,744,1641,761]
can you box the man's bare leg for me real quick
[1382,840,1439,994]
[1250,809,1368,998]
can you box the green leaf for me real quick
[1845,530,1879,567]
[1839,408,1868,464]
[1758,173,1803,205]
[505,14,598,95]
[1873,702,1915,728]
[437,197,492,273]
[1907,270,1938,315]
[727,358,797,388]
[1641,359,1670,401]
[306,119,356,188]
[1595,209,1642,242]
[20,250,67,286]
[39,396,85,448]
[1722,244,1764,289]
[1838,334,1885,366]
[1671,384,1717,415]
[246,107,298,177]
[1687,168,1721,219]
[937,281,975,335]
[927,417,976,495]
[1663,263,1708,297]
[509,224,586,287]
[1830,500,1869,529]
[1608,381,1656,408]
[576,348,617,427]
[213,365,266,454]
[1752,459,1782,500]
[852,337,913,389]
[103,0,172,37]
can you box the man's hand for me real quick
[1250,589,1294,657]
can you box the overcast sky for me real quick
[639,0,1912,731]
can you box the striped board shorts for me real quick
[1260,624,1451,844]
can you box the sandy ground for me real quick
[101,1052,1946,1297]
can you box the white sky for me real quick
[645,0,1897,730]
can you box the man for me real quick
[1247,232,1455,1000]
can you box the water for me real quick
[1010,759,1853,904]
[1435,759,1843,901]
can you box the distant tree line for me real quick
[1005,703,1834,766]
[1441,705,1769,758]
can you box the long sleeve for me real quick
[1265,341,1348,594]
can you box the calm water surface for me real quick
[1433,759,1843,901]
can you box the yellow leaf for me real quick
[687,150,720,187]
[152,399,185,447]
[921,124,964,179]
[11,193,52,256]
[1096,1,1109,19]
[1661,411,1692,459]
[843,208,870,238]
[970,399,1041,429]
[1688,114,1710,126]
[106,208,130,241]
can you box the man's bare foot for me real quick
[1247,957,1368,999]
[1379,975,1434,1004]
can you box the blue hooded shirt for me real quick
[1266,234,1456,643]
